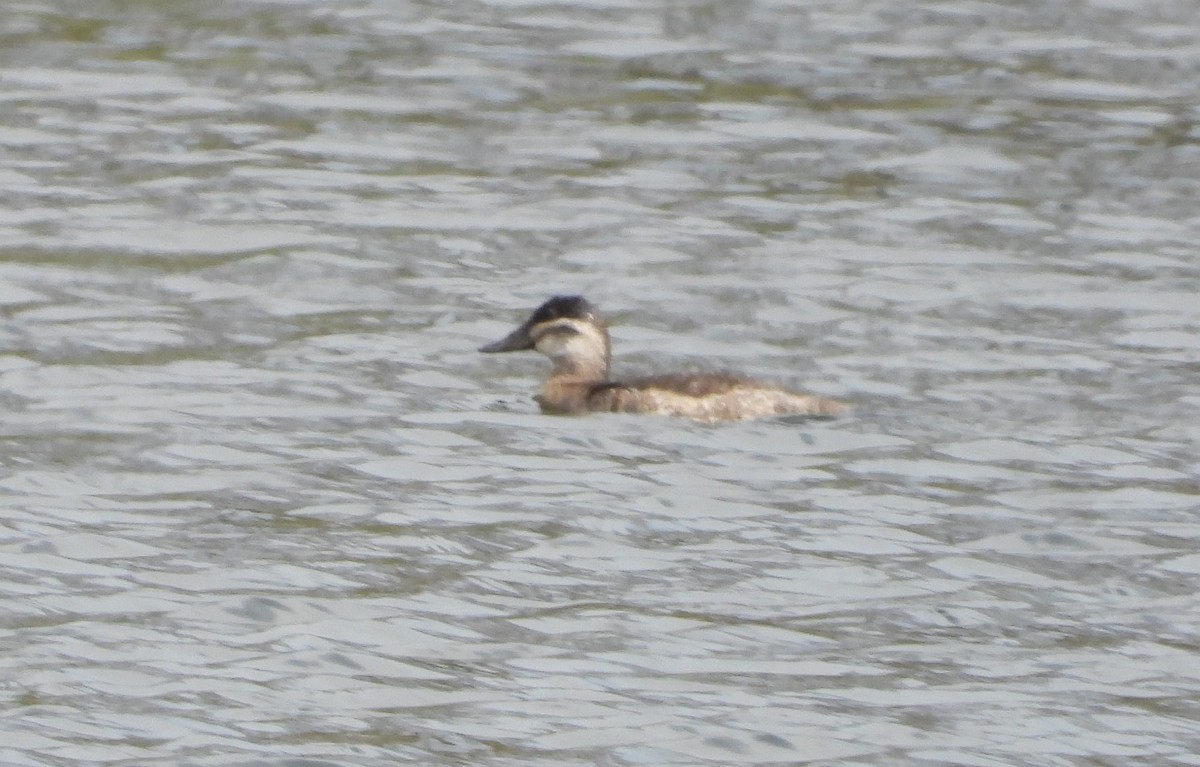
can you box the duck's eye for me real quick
[534,324,580,342]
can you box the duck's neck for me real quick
[549,353,608,382]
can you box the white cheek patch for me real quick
[531,318,610,375]
[533,320,585,355]
[536,332,574,358]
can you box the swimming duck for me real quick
[479,295,847,423]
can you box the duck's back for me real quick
[586,372,846,423]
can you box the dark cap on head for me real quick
[527,295,597,324]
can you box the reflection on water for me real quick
[2,0,1199,765]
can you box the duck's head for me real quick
[479,295,611,378]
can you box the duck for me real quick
[478,295,847,423]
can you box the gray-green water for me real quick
[2,1,1199,765]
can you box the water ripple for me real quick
[2,1,1199,766]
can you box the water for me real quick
[2,1,1199,765]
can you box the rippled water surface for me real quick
[2,1,1199,765]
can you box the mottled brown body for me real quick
[539,373,846,423]
[480,296,847,423]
